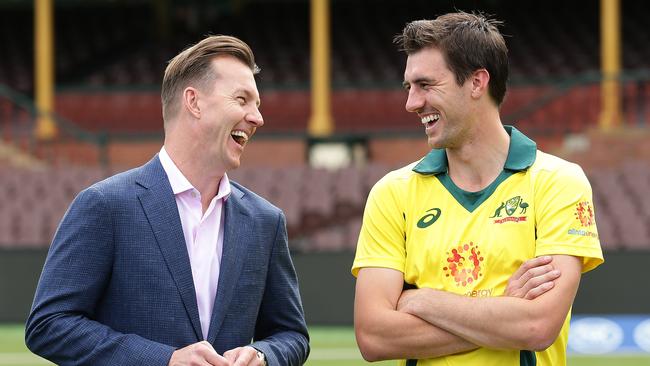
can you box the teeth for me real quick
[231,130,249,142]
[421,114,440,124]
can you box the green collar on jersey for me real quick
[412,125,537,175]
[412,126,538,212]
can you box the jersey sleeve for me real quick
[534,163,604,273]
[351,174,407,277]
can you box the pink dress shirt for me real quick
[158,147,231,340]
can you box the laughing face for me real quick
[403,47,473,149]
[194,56,263,172]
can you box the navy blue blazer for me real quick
[26,156,309,365]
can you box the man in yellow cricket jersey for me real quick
[352,12,604,366]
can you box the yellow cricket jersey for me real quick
[352,126,604,366]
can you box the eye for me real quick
[237,96,246,105]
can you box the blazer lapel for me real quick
[136,157,203,341]
[207,186,252,342]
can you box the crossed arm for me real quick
[397,254,581,351]
[354,255,575,361]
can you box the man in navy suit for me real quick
[26,35,309,366]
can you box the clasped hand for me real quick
[169,342,265,366]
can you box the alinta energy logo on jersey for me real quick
[574,201,595,227]
[489,195,528,224]
[443,242,484,287]
[568,201,599,238]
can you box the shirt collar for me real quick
[159,146,231,200]
[412,125,537,175]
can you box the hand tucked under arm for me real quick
[398,255,581,351]
[504,255,561,299]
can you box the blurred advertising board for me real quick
[569,315,650,354]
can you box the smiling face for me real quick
[193,55,263,172]
[403,47,473,149]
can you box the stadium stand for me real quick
[1,0,649,90]
[1,0,649,253]
[0,159,649,252]
[1,1,648,138]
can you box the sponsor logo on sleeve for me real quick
[575,201,596,227]
[568,201,599,238]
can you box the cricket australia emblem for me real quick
[489,195,529,224]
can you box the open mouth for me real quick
[421,113,440,127]
[230,130,249,146]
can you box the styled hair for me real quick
[394,12,509,105]
[161,35,259,122]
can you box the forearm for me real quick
[404,290,549,350]
[354,267,479,361]
[401,256,581,351]
[355,305,477,361]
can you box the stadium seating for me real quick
[1,1,650,252]
[1,0,648,93]
[1,0,648,140]
[1,162,649,252]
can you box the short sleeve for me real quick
[351,175,407,277]
[534,163,604,273]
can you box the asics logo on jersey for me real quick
[416,208,441,228]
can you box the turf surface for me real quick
[1,324,648,365]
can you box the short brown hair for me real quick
[394,12,509,106]
[161,35,260,122]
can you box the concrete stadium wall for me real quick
[1,249,648,324]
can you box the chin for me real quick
[226,157,241,171]
[427,138,443,150]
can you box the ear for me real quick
[183,87,201,118]
[470,69,490,99]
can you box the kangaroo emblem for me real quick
[489,202,506,218]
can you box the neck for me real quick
[446,112,509,192]
[164,138,224,211]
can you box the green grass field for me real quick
[2,324,648,365]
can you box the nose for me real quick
[405,88,424,113]
[247,107,264,127]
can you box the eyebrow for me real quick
[403,77,435,89]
